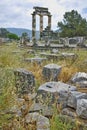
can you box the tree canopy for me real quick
[7,33,19,40]
[57,10,87,37]
[22,32,28,38]
[21,32,30,42]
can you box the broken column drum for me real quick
[42,63,62,81]
[14,68,35,95]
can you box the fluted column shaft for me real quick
[32,13,36,42]
[48,15,51,30]
[40,15,43,38]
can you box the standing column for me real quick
[40,14,43,39]
[32,12,36,43]
[48,15,52,30]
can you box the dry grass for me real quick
[0,42,87,129]
[59,66,78,82]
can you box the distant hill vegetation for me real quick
[0,28,9,38]
[6,28,40,39]
[0,28,19,40]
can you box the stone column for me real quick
[40,14,43,39]
[32,12,36,43]
[48,15,52,30]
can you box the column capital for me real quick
[47,12,52,16]
[48,14,52,17]
[31,11,36,15]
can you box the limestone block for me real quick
[25,112,50,130]
[57,92,69,109]
[61,52,77,59]
[61,108,77,118]
[25,112,39,123]
[67,91,87,109]
[70,72,87,88]
[37,115,50,130]
[36,81,77,106]
[14,68,35,95]
[51,49,59,54]
[42,64,62,81]
[70,72,87,83]
[29,103,54,117]
[24,57,47,64]
[76,99,87,119]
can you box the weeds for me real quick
[0,42,87,129]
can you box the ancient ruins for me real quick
[30,6,87,49]
[1,6,87,130]
[32,6,52,42]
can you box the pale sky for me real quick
[0,0,87,30]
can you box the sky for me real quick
[0,0,87,30]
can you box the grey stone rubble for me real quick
[70,72,87,88]
[13,68,87,129]
[67,91,87,109]
[29,103,43,113]
[61,52,76,57]
[40,52,78,61]
[68,44,77,48]
[14,68,35,96]
[50,44,64,48]
[35,80,87,120]
[61,107,77,118]
[26,49,35,54]
[40,53,61,60]
[42,64,62,81]
[37,114,50,130]
[24,57,47,64]
[61,52,77,60]
[70,72,87,83]
[76,99,87,119]
[77,81,87,88]
[69,37,85,45]
[57,91,69,109]
[51,48,59,54]
[38,81,77,93]
[29,103,54,117]
[31,36,86,49]
[25,112,50,130]
[27,81,77,118]
[36,81,77,106]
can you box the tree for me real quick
[22,32,28,38]
[21,32,30,41]
[57,10,87,37]
[7,33,19,40]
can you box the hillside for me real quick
[6,28,40,39]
